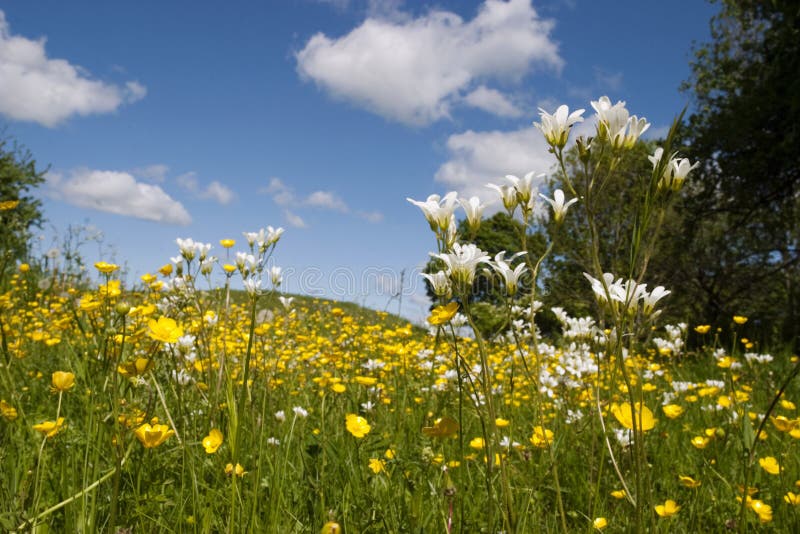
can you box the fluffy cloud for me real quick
[463,86,524,118]
[176,172,235,205]
[435,120,595,200]
[284,210,308,228]
[0,11,145,127]
[305,190,349,212]
[296,0,561,125]
[132,164,169,183]
[48,169,191,225]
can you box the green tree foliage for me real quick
[0,134,46,271]
[542,139,686,320]
[424,212,545,338]
[675,0,800,344]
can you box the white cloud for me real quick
[305,190,349,212]
[284,209,308,228]
[296,0,562,125]
[176,172,234,205]
[463,86,524,118]
[47,168,191,225]
[0,11,146,127]
[260,177,296,206]
[435,120,594,200]
[201,181,235,205]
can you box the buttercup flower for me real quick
[225,463,247,477]
[345,414,371,438]
[593,517,608,530]
[148,316,184,344]
[654,499,680,517]
[94,261,119,274]
[678,475,701,488]
[611,402,656,431]
[759,456,780,475]
[33,417,66,438]
[51,371,75,392]
[134,423,175,448]
[422,416,459,439]
[530,426,554,448]
[0,400,18,421]
[427,302,459,326]
[368,458,385,474]
[733,315,748,325]
[202,429,223,454]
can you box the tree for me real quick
[0,134,47,272]
[676,0,800,344]
[424,212,545,338]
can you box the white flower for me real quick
[624,115,650,148]
[278,296,294,310]
[266,226,284,247]
[591,96,629,143]
[266,437,281,446]
[176,238,197,261]
[431,243,490,290]
[538,189,578,223]
[504,172,540,206]
[650,147,699,191]
[488,251,528,296]
[243,277,261,296]
[361,400,375,412]
[292,406,308,418]
[534,104,585,149]
[459,196,485,232]
[274,410,286,422]
[235,252,258,274]
[196,242,212,261]
[406,192,458,234]
[486,183,518,212]
[421,270,452,299]
[642,285,671,315]
[269,266,282,287]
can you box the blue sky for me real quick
[0,0,718,321]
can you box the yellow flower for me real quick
[593,517,608,530]
[784,492,800,505]
[1,400,18,421]
[759,456,780,475]
[662,404,684,419]
[0,199,20,211]
[223,263,237,274]
[529,426,554,448]
[368,458,385,474]
[780,399,796,410]
[51,371,75,392]
[354,376,377,386]
[690,436,710,449]
[118,358,155,377]
[678,475,701,488]
[733,315,748,325]
[694,324,711,334]
[427,302,459,326]
[469,437,485,450]
[654,499,680,517]
[750,499,772,523]
[33,417,66,438]
[94,261,119,274]
[202,429,223,454]
[220,239,236,248]
[610,402,655,431]
[320,521,341,534]
[225,463,247,477]
[148,316,184,343]
[158,263,173,276]
[345,414,371,438]
[495,417,510,428]
[422,416,459,439]
[18,263,30,273]
[770,415,798,433]
[331,383,346,393]
[610,489,627,500]
[134,423,175,448]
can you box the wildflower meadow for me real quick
[2,93,800,534]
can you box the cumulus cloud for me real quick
[296,0,562,125]
[132,164,169,183]
[284,209,308,228]
[0,11,146,127]
[176,172,235,205]
[463,86,524,118]
[305,190,349,212]
[435,120,595,200]
[47,169,191,225]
